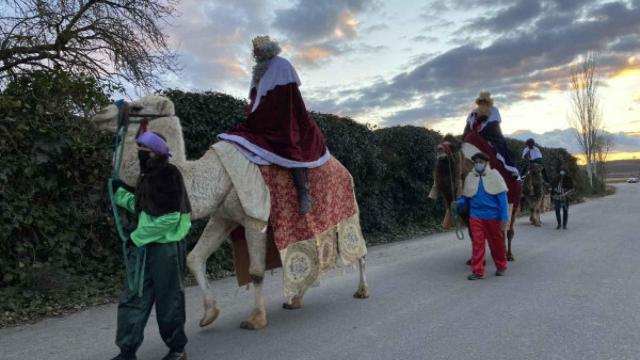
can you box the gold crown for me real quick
[252,35,273,49]
[475,91,494,106]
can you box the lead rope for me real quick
[107,102,146,297]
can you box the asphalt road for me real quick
[2,184,639,360]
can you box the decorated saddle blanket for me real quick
[213,142,367,300]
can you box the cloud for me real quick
[167,0,269,92]
[315,0,640,126]
[465,0,544,33]
[273,0,372,42]
[411,35,439,43]
[362,23,389,33]
[272,0,380,66]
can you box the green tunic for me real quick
[114,188,191,247]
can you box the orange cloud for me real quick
[611,66,640,79]
[334,10,359,39]
[293,46,335,64]
[211,57,247,77]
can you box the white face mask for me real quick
[474,163,486,173]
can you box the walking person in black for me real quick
[550,166,574,230]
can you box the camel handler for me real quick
[218,35,330,215]
[521,138,550,184]
[550,166,575,230]
[455,152,509,280]
[110,131,191,360]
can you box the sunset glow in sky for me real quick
[164,0,640,158]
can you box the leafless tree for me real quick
[594,132,613,186]
[568,52,603,188]
[0,0,179,89]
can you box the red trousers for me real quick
[469,217,508,276]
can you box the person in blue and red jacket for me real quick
[456,152,509,280]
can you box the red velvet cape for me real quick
[221,83,328,167]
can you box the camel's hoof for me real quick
[240,315,267,330]
[282,296,304,310]
[199,306,220,328]
[507,254,515,262]
[353,286,370,299]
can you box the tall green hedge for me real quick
[0,82,584,326]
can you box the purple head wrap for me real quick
[136,132,172,157]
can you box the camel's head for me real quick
[92,95,184,186]
[436,134,462,160]
[92,95,176,131]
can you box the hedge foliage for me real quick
[0,80,584,326]
[0,72,123,324]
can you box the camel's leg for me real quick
[239,228,268,330]
[187,216,235,328]
[533,198,543,226]
[353,257,370,299]
[283,293,306,310]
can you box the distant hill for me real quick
[604,159,640,178]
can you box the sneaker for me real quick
[556,225,561,230]
[467,273,484,280]
[162,351,187,360]
[496,269,506,276]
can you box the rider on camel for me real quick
[462,92,521,206]
[219,36,330,214]
[521,138,550,184]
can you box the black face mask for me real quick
[138,150,151,173]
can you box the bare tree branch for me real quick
[568,51,606,188]
[0,0,180,89]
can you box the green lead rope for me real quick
[447,158,466,240]
[108,124,146,297]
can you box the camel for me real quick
[430,135,519,261]
[93,95,369,330]
[522,162,546,227]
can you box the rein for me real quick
[106,101,165,296]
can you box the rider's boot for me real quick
[291,168,312,214]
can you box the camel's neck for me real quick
[117,117,232,220]
[118,116,187,186]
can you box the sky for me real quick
[163,0,640,159]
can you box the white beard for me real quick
[251,59,271,87]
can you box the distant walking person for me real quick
[456,152,509,280]
[551,167,574,230]
[521,138,549,183]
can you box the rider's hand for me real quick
[501,221,509,231]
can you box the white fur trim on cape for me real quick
[463,168,508,197]
[217,133,331,168]
[251,56,301,113]
[466,106,501,132]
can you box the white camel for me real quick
[93,95,369,330]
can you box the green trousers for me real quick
[115,241,187,356]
